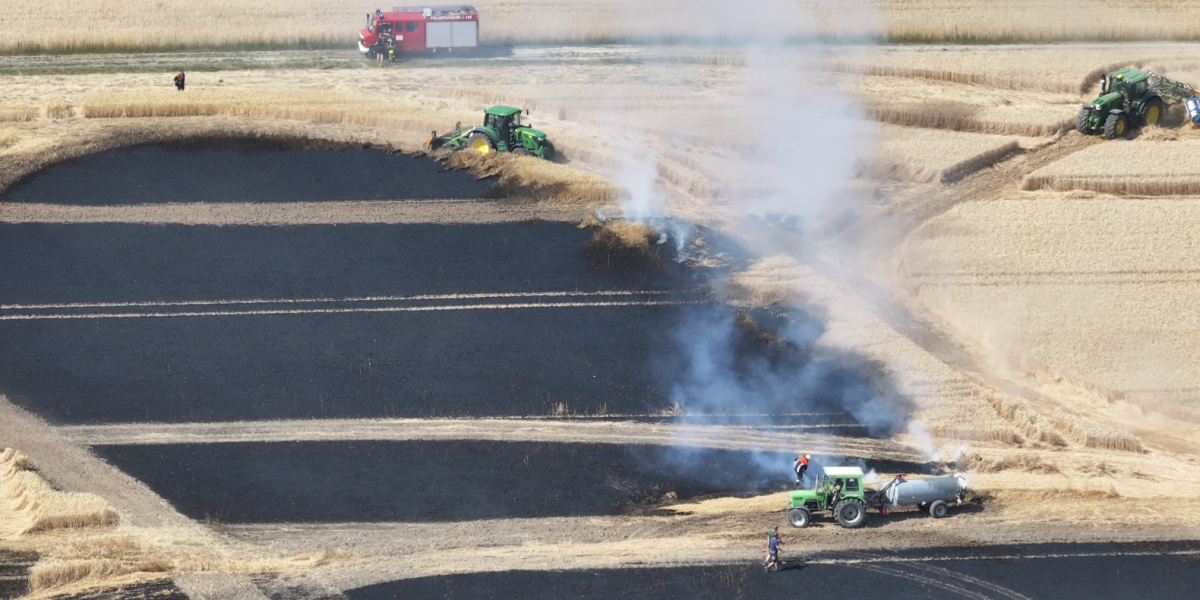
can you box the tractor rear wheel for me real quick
[1103,113,1130,139]
[1140,97,1165,127]
[929,500,948,519]
[834,499,867,529]
[787,508,810,528]
[1076,108,1095,134]
[468,133,495,155]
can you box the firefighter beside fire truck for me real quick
[359,5,479,60]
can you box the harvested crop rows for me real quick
[1023,140,1200,195]
[901,196,1200,433]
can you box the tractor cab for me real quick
[1106,68,1150,103]
[483,106,523,147]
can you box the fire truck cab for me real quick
[359,5,478,59]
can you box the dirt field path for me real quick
[0,200,583,225]
[57,418,918,463]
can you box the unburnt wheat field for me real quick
[4,0,1200,51]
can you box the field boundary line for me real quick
[805,548,1200,566]
[0,299,703,321]
[0,290,683,311]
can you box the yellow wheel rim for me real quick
[1146,106,1161,125]
[1115,119,1126,135]
[471,137,491,154]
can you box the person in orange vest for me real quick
[793,454,811,487]
[173,71,186,91]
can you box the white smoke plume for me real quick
[584,0,927,486]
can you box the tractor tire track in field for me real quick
[814,131,1109,443]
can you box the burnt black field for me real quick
[91,441,798,523]
[0,143,492,204]
[345,540,1200,600]
[0,221,693,423]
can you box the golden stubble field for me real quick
[3,0,1200,51]
[3,18,1200,596]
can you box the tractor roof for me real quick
[485,105,522,117]
[823,466,865,477]
[1109,67,1149,84]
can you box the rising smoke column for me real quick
[604,1,926,483]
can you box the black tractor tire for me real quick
[834,499,867,529]
[541,140,556,161]
[929,500,949,519]
[1140,97,1165,127]
[467,132,496,155]
[787,508,811,528]
[1103,112,1130,139]
[512,146,531,156]
[1076,108,1095,134]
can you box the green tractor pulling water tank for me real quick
[1077,67,1197,139]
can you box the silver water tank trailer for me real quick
[882,474,968,507]
[1186,97,1200,124]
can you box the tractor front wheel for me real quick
[1104,113,1130,139]
[1140,97,1165,127]
[468,133,495,155]
[834,499,867,529]
[541,140,556,161]
[1076,108,1095,134]
[512,146,531,157]
[788,508,811,528]
[929,500,949,519]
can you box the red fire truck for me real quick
[359,5,479,59]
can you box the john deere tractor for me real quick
[426,105,555,160]
[1077,67,1197,139]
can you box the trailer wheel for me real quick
[929,500,948,519]
[468,133,495,155]
[1140,97,1164,127]
[787,508,810,528]
[1103,112,1130,139]
[834,499,867,529]
[1076,108,1095,134]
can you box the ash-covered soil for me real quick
[0,550,35,600]
[0,143,492,204]
[0,222,678,304]
[346,540,1200,600]
[0,221,696,423]
[91,440,795,523]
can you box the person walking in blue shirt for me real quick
[764,527,784,572]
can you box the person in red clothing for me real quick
[793,454,811,487]
[173,71,186,91]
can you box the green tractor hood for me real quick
[1090,91,1123,108]
[788,489,819,507]
[516,126,547,139]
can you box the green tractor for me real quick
[786,466,870,529]
[1077,67,1196,139]
[425,105,555,160]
